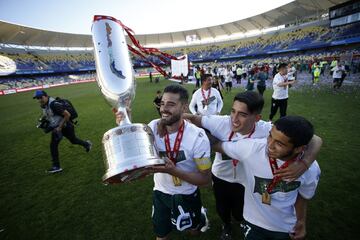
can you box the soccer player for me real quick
[116,84,211,240]
[214,116,321,240]
[269,63,296,121]
[184,91,322,240]
[189,74,223,116]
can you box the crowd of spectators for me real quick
[0,20,359,91]
[0,72,95,90]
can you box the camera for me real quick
[37,116,53,133]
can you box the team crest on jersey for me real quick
[253,176,300,194]
[158,150,186,163]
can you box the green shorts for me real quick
[152,189,204,238]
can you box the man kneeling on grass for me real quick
[214,116,321,240]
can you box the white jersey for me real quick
[202,115,271,183]
[149,119,211,195]
[189,87,223,116]
[272,73,289,100]
[287,66,296,80]
[222,138,321,233]
[332,65,345,79]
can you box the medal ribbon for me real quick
[229,124,255,167]
[164,121,185,164]
[201,88,211,106]
[94,15,185,79]
[266,154,300,193]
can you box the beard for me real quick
[160,111,181,126]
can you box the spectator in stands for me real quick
[33,90,91,173]
[269,63,296,121]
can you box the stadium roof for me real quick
[0,0,348,49]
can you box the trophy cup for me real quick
[92,15,164,184]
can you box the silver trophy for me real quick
[92,15,164,184]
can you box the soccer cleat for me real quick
[46,166,63,174]
[85,140,92,152]
[200,207,210,233]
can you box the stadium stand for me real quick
[0,1,359,94]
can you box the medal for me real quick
[164,121,185,187]
[262,191,271,205]
[265,154,301,205]
[172,176,182,186]
[201,88,211,111]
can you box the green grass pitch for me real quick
[0,77,359,239]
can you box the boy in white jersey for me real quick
[215,116,321,240]
[184,91,322,240]
[116,84,212,240]
[189,74,223,116]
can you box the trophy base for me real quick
[103,160,164,184]
[102,124,165,184]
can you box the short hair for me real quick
[278,63,287,69]
[233,91,264,114]
[273,116,314,147]
[201,74,212,85]
[156,90,161,94]
[163,84,189,103]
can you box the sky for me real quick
[0,0,293,35]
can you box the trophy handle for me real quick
[117,106,131,126]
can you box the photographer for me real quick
[33,90,92,174]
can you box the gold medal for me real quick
[262,191,271,205]
[172,176,182,186]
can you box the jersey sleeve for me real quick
[192,129,211,171]
[298,161,321,200]
[221,138,259,163]
[201,115,227,138]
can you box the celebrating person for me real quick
[269,63,296,121]
[189,74,223,116]
[184,91,322,240]
[116,84,211,240]
[214,116,321,240]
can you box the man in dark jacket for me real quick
[34,90,92,173]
